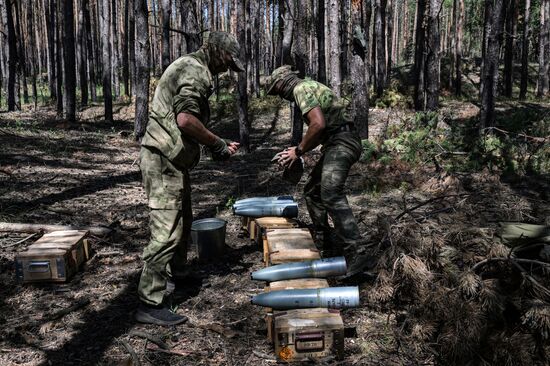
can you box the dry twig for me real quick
[119,339,141,366]
[128,330,169,350]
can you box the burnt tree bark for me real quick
[503,0,517,97]
[413,0,427,110]
[160,0,171,72]
[317,0,326,83]
[237,0,249,152]
[425,0,443,110]
[45,0,57,101]
[374,0,386,97]
[480,0,506,130]
[4,0,17,111]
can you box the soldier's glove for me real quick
[209,138,231,161]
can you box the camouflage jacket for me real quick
[141,49,213,170]
[293,80,351,143]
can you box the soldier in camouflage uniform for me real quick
[136,32,244,326]
[267,65,373,278]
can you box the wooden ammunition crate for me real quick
[253,217,298,243]
[265,228,320,265]
[15,248,77,283]
[15,230,90,283]
[265,278,329,343]
[273,308,344,362]
[30,230,90,268]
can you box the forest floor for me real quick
[0,95,548,365]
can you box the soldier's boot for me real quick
[312,229,343,258]
[135,303,188,326]
[340,240,377,279]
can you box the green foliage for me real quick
[225,196,236,209]
[360,139,377,162]
[374,89,406,109]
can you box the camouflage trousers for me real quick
[138,146,192,306]
[304,131,363,255]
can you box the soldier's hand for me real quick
[274,147,299,168]
[227,141,240,155]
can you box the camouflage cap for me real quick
[266,65,299,95]
[206,31,245,72]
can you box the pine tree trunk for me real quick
[275,0,284,67]
[128,0,135,95]
[237,0,249,152]
[351,0,369,139]
[519,0,531,100]
[101,0,113,121]
[160,0,171,72]
[387,0,393,70]
[78,0,88,106]
[413,0,426,110]
[480,0,505,130]
[14,2,27,105]
[291,0,307,146]
[4,0,17,111]
[317,0,326,83]
[134,0,149,140]
[181,0,201,53]
[426,0,442,110]
[281,0,293,65]
[55,0,63,113]
[503,0,517,98]
[253,0,260,97]
[45,0,57,101]
[328,0,341,96]
[151,0,158,75]
[122,0,130,96]
[453,0,464,96]
[62,0,76,121]
[83,0,96,102]
[537,0,550,97]
[111,0,120,97]
[27,1,38,108]
[374,0,386,97]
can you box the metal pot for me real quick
[191,218,227,261]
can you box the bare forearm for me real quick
[298,107,326,153]
[299,124,324,152]
[176,113,219,146]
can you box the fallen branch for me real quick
[2,232,41,248]
[198,323,241,338]
[119,339,141,366]
[128,330,170,350]
[472,257,550,272]
[48,298,91,320]
[393,194,470,222]
[482,126,549,143]
[0,222,112,236]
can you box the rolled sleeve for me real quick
[173,83,203,119]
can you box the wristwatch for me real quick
[295,146,304,157]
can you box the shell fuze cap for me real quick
[266,65,299,95]
[206,31,245,72]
